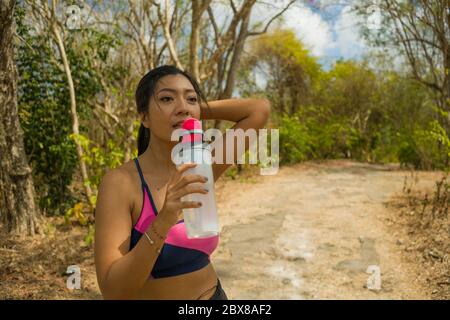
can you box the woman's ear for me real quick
[140,113,150,129]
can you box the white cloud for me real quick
[333,6,367,59]
[282,4,336,57]
[250,1,336,57]
[247,0,379,64]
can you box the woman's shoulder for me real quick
[96,160,141,215]
[99,160,138,191]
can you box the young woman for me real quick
[94,65,271,299]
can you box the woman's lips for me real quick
[173,118,190,128]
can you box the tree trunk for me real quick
[213,10,251,132]
[190,0,213,83]
[51,23,94,210]
[0,0,41,236]
[158,0,183,70]
[189,0,201,83]
[216,11,251,174]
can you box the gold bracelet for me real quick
[143,231,154,245]
[143,231,162,254]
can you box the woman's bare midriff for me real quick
[135,263,219,299]
[126,162,219,300]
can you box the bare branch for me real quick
[247,0,296,37]
[229,0,237,14]
[207,5,222,47]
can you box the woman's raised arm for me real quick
[200,98,271,181]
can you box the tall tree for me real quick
[0,0,40,235]
[28,0,94,209]
[246,28,321,116]
[356,0,450,117]
[204,0,296,128]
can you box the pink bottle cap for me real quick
[181,117,203,144]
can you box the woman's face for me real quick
[141,74,201,144]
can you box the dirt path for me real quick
[211,160,442,299]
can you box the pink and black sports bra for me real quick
[129,158,219,278]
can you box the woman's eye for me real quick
[160,96,197,103]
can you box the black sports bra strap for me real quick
[133,158,147,187]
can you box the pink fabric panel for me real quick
[165,223,219,256]
[134,190,156,233]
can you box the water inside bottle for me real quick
[178,146,219,238]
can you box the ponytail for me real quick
[137,124,150,156]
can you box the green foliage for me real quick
[83,224,95,247]
[246,28,321,115]
[16,6,78,214]
[397,136,422,169]
[255,28,320,79]
[70,133,125,193]
[65,28,126,123]
[64,202,88,226]
[16,4,127,215]
[224,166,239,180]
[270,53,448,167]
[398,120,450,170]
[278,105,360,164]
[279,113,312,164]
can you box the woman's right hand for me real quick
[157,163,208,228]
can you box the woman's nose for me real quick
[176,99,192,115]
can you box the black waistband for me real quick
[209,279,228,300]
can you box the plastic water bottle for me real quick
[176,118,219,239]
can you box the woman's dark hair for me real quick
[135,65,210,156]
